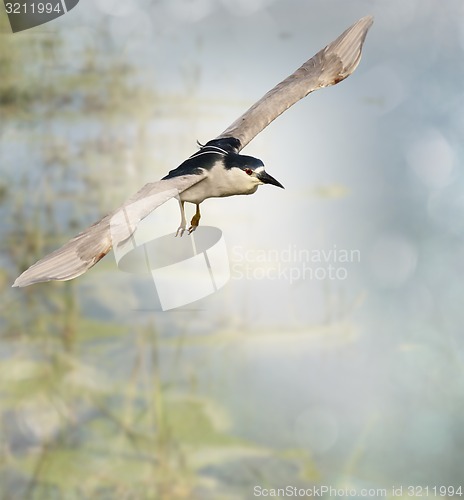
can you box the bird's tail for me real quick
[12,215,113,287]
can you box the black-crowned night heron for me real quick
[13,15,373,287]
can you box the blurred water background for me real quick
[1,0,464,498]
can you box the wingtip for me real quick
[350,14,374,41]
[320,13,374,84]
[356,15,374,36]
[339,15,374,41]
[12,272,44,288]
[12,273,26,288]
[360,14,374,24]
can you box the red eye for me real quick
[245,168,253,175]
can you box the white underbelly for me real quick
[179,179,240,203]
[179,166,258,204]
[179,180,216,204]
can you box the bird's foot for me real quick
[188,211,201,235]
[176,225,186,237]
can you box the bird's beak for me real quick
[257,171,284,189]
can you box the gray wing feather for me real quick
[12,174,206,287]
[216,15,373,150]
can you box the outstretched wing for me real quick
[12,173,207,287]
[216,15,373,151]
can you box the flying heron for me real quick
[13,15,373,287]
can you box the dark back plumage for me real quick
[163,138,250,179]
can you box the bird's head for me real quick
[225,153,284,193]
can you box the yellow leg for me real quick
[188,204,201,234]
